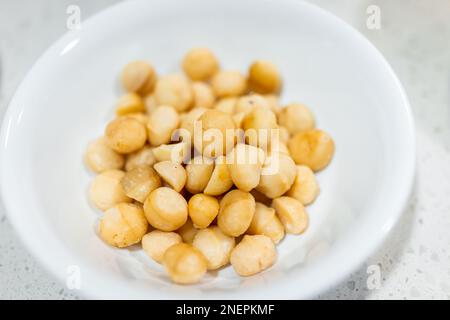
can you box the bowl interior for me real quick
[0,0,414,299]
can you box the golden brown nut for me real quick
[125,145,156,171]
[193,109,236,157]
[121,61,157,95]
[85,137,125,173]
[188,193,219,229]
[243,107,278,149]
[154,74,193,112]
[177,219,198,243]
[184,156,214,194]
[264,94,282,114]
[89,170,131,210]
[278,103,315,135]
[230,235,276,276]
[214,97,237,114]
[153,161,187,192]
[256,152,296,198]
[99,203,148,248]
[192,82,215,108]
[163,243,207,284]
[152,142,191,164]
[182,48,219,81]
[235,94,271,116]
[211,71,247,98]
[272,196,308,234]
[248,60,281,94]
[147,105,180,147]
[121,166,161,203]
[226,143,265,192]
[203,156,233,196]
[105,117,147,154]
[286,165,320,205]
[217,190,255,237]
[121,112,149,126]
[143,187,188,231]
[247,202,284,243]
[193,226,235,270]
[288,129,335,172]
[115,93,146,116]
[142,230,182,263]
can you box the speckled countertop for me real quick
[0,0,449,300]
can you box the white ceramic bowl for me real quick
[0,0,415,299]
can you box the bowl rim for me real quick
[0,0,416,299]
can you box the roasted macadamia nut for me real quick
[99,203,148,247]
[147,105,180,146]
[211,71,247,98]
[248,60,281,94]
[193,226,235,270]
[235,94,271,116]
[185,156,214,194]
[194,109,236,157]
[214,97,237,114]
[177,219,198,243]
[192,82,215,108]
[278,103,315,135]
[90,170,131,210]
[287,165,320,205]
[144,94,158,114]
[272,196,308,234]
[116,93,146,116]
[144,187,188,231]
[154,74,193,112]
[217,190,255,237]
[182,48,219,81]
[153,161,186,192]
[247,202,284,243]
[121,61,157,95]
[105,117,147,154]
[188,193,219,229]
[204,156,233,196]
[152,142,190,164]
[125,146,156,171]
[142,230,182,263]
[243,107,278,149]
[85,137,124,173]
[230,235,276,276]
[179,107,207,140]
[288,129,335,171]
[256,152,296,199]
[163,243,207,284]
[121,166,161,203]
[226,143,265,192]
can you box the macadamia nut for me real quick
[203,156,233,196]
[163,243,207,284]
[152,142,190,164]
[142,230,182,263]
[121,166,161,203]
[85,137,125,173]
[188,193,219,229]
[278,103,315,135]
[177,219,198,243]
[185,156,214,194]
[192,82,215,108]
[248,60,281,94]
[154,74,193,112]
[288,129,335,171]
[247,202,284,243]
[217,190,255,237]
[230,235,276,276]
[193,226,235,270]
[182,48,219,81]
[287,165,320,205]
[125,146,156,171]
[144,187,188,231]
[116,93,146,116]
[105,117,147,154]
[147,105,180,147]
[211,71,247,98]
[90,170,131,210]
[99,203,148,247]
[272,196,308,234]
[243,107,278,149]
[153,161,187,192]
[121,61,157,95]
[256,152,296,198]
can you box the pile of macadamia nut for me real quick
[85,48,335,284]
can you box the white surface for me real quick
[0,0,448,300]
